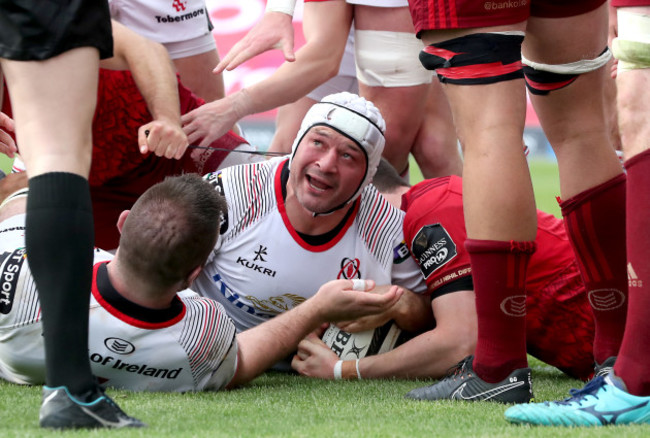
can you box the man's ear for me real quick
[117,210,130,234]
[187,265,202,285]
[179,265,203,291]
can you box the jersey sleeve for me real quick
[402,177,473,297]
[179,294,238,391]
[203,337,238,391]
[390,238,428,294]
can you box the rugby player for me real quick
[292,159,596,384]
[0,173,403,394]
[505,2,650,426]
[403,0,627,405]
[193,92,432,351]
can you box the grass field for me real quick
[2,156,646,436]
[0,153,12,175]
[1,358,648,437]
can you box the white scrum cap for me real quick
[290,92,386,208]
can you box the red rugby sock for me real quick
[615,150,650,396]
[559,174,627,364]
[466,239,535,383]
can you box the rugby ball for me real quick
[321,321,405,360]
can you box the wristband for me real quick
[265,0,297,16]
[355,359,362,380]
[333,360,343,380]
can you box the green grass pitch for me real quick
[1,156,647,436]
[1,359,647,437]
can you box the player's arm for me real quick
[226,279,404,388]
[292,288,477,380]
[100,20,188,159]
[182,0,353,147]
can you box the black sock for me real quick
[26,172,96,395]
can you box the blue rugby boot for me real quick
[505,372,650,426]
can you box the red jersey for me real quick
[401,176,595,380]
[611,0,650,5]
[408,0,605,34]
[92,70,250,249]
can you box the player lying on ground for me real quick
[192,93,432,369]
[0,172,403,392]
[292,159,597,385]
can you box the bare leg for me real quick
[524,4,622,200]
[525,4,627,365]
[411,81,462,178]
[359,82,429,175]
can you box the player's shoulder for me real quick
[355,185,408,266]
[176,291,237,356]
[204,156,284,196]
[178,291,234,328]
[204,157,286,239]
[358,184,405,227]
[404,176,460,207]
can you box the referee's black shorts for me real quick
[0,0,113,61]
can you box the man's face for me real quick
[289,126,367,214]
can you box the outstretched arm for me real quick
[228,279,404,388]
[292,290,477,380]
[101,20,188,159]
[182,1,353,147]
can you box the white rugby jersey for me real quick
[194,157,427,332]
[109,0,212,44]
[0,215,238,392]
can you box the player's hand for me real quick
[291,333,339,379]
[214,12,295,74]
[138,119,188,160]
[0,112,17,158]
[339,286,432,333]
[182,92,250,147]
[311,279,404,323]
[335,285,400,332]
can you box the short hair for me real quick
[372,158,410,194]
[118,174,226,289]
